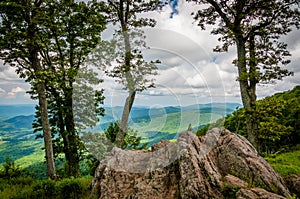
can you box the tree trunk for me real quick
[36,82,57,179]
[28,33,56,179]
[247,33,259,151]
[115,90,136,148]
[64,86,80,177]
[114,8,137,148]
[236,34,259,150]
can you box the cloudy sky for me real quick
[0,1,299,106]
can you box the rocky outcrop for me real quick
[92,128,291,198]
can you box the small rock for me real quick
[236,188,286,199]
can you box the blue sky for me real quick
[1,1,299,107]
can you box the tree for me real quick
[31,0,106,177]
[90,0,160,147]
[191,0,300,149]
[0,0,56,179]
[224,86,300,153]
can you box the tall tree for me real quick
[191,0,299,149]
[90,0,160,147]
[32,0,106,177]
[0,0,56,179]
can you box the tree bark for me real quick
[236,34,259,150]
[36,83,57,179]
[114,1,137,147]
[63,86,80,177]
[247,33,259,151]
[27,15,56,178]
[115,90,136,148]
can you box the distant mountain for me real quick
[0,102,240,166]
[0,114,40,164]
[0,104,35,121]
[4,115,35,129]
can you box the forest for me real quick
[0,0,300,198]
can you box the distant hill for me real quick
[0,114,41,164]
[0,104,35,121]
[0,102,240,167]
[3,115,35,129]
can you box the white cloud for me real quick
[0,62,20,81]
[11,86,25,93]
[1,3,299,106]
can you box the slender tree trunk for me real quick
[36,82,57,179]
[115,90,136,147]
[28,31,56,179]
[236,34,259,150]
[114,4,137,147]
[247,33,259,151]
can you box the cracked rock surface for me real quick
[92,128,290,199]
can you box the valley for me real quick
[0,103,240,168]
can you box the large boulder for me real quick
[92,128,291,198]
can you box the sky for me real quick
[0,1,299,107]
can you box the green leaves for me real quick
[224,86,300,154]
[191,0,299,85]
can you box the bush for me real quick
[0,156,22,179]
[58,178,83,199]
[104,122,148,150]
[0,177,92,199]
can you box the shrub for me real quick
[0,156,22,179]
[58,178,83,199]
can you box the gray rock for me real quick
[92,128,291,199]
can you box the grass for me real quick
[264,145,300,177]
[0,176,93,199]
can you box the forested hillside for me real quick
[223,86,300,153]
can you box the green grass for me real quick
[0,176,93,199]
[264,146,300,177]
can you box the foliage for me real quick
[190,0,300,150]
[264,145,300,177]
[26,0,106,177]
[0,0,106,178]
[104,122,148,150]
[224,86,300,153]
[191,0,299,83]
[88,0,160,147]
[0,156,22,179]
[0,0,57,179]
[196,124,209,136]
[0,177,92,199]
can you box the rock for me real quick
[92,128,291,199]
[285,174,300,197]
[223,174,248,188]
[151,140,170,151]
[236,188,286,199]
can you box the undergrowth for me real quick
[264,145,300,177]
[0,177,93,199]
